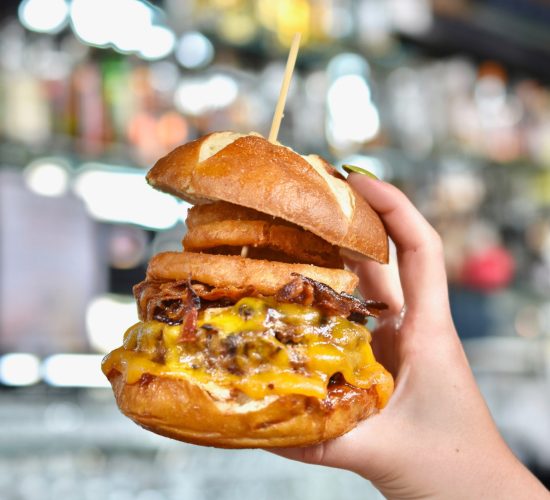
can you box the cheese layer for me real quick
[102,297,393,407]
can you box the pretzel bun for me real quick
[106,370,379,448]
[147,132,388,264]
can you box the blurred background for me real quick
[1,0,550,498]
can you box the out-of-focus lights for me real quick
[327,74,380,146]
[176,31,214,69]
[388,0,432,35]
[218,12,257,45]
[150,61,180,93]
[209,75,239,106]
[109,0,153,53]
[86,295,137,353]
[23,160,70,197]
[70,0,174,59]
[18,0,69,34]
[139,25,176,60]
[326,54,379,149]
[475,76,506,115]
[70,0,111,46]
[357,2,392,49]
[435,169,486,213]
[0,353,41,386]
[42,354,109,387]
[327,53,370,80]
[261,62,298,102]
[174,74,239,116]
[73,164,185,229]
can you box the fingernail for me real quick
[342,164,379,179]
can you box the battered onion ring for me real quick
[147,252,358,295]
[183,219,343,268]
[186,202,273,228]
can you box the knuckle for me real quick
[427,227,444,254]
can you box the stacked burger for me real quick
[102,132,394,448]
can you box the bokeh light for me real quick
[176,31,215,69]
[23,159,70,197]
[0,353,41,386]
[18,0,69,34]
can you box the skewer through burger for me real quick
[102,132,394,448]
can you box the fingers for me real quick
[267,438,351,471]
[348,175,450,321]
[345,245,403,315]
[346,253,400,374]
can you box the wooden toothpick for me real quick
[268,33,301,143]
[241,34,301,259]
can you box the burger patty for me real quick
[114,293,393,402]
[134,274,387,337]
[121,289,382,381]
[134,314,310,376]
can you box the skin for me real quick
[271,175,549,500]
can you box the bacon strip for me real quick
[275,274,387,321]
[133,280,200,341]
[134,275,387,330]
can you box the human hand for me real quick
[271,175,548,500]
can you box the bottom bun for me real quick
[107,370,379,448]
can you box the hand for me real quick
[270,175,548,500]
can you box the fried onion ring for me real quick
[186,201,273,228]
[183,220,343,268]
[184,202,343,268]
[147,252,358,295]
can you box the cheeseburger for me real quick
[102,132,394,448]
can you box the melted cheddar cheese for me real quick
[102,297,393,407]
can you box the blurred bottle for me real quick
[2,70,50,145]
[102,56,132,144]
[474,62,522,164]
[71,61,106,154]
[0,24,51,145]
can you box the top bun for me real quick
[147,132,388,264]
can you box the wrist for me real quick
[361,439,548,500]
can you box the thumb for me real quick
[265,413,392,476]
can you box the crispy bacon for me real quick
[190,282,256,303]
[133,279,200,341]
[133,274,387,336]
[180,306,198,342]
[276,274,387,321]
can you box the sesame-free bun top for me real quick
[147,132,388,264]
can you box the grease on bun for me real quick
[102,132,393,448]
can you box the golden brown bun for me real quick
[147,132,388,264]
[147,251,358,295]
[106,370,378,448]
